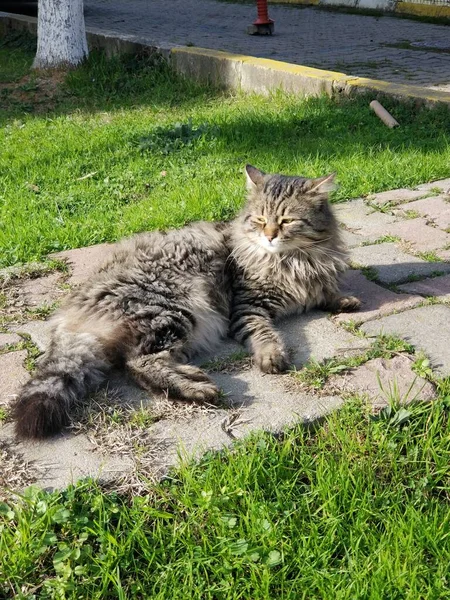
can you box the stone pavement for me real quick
[83,0,450,90]
[1,178,450,496]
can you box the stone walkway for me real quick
[83,0,450,90]
[1,178,450,495]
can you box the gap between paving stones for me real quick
[336,182,450,289]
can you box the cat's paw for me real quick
[255,347,290,374]
[325,295,361,313]
[188,380,221,403]
[173,368,221,402]
[335,295,361,313]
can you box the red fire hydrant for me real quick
[247,0,274,35]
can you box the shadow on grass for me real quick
[2,30,450,170]
[0,32,221,126]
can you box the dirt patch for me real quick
[69,385,226,493]
[323,355,436,407]
[0,69,67,113]
[1,270,68,327]
[0,440,38,501]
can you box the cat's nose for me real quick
[264,226,278,242]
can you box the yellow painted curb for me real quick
[171,46,450,105]
[270,0,319,5]
[346,76,450,103]
[268,0,450,19]
[395,1,450,18]
[172,46,346,79]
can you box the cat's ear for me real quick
[308,173,336,196]
[245,165,265,190]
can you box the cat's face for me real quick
[240,165,336,254]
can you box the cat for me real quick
[13,165,360,439]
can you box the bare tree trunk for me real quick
[33,0,88,69]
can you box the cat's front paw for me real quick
[325,295,361,313]
[335,295,361,313]
[255,346,290,374]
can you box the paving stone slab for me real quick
[395,196,450,231]
[0,352,346,492]
[4,273,66,311]
[350,243,450,284]
[368,189,428,207]
[333,198,398,240]
[334,270,422,325]
[12,320,53,353]
[0,333,21,349]
[0,308,365,492]
[276,310,369,367]
[210,369,344,435]
[362,305,450,376]
[397,274,450,298]
[435,249,450,261]
[0,423,134,492]
[384,218,450,254]
[324,354,436,408]
[0,350,29,407]
[416,178,450,192]
[81,0,450,91]
[339,227,364,249]
[51,243,115,286]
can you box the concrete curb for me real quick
[269,0,450,20]
[2,11,450,106]
[170,46,450,105]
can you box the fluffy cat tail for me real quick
[13,332,111,439]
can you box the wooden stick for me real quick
[369,100,400,128]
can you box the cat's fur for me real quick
[13,166,360,439]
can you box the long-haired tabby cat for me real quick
[13,165,360,439]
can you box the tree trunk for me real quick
[33,0,88,69]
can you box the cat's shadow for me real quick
[77,311,315,422]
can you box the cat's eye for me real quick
[279,217,296,225]
[254,216,267,224]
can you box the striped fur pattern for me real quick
[13,166,359,439]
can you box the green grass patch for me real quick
[1,397,449,598]
[2,37,450,266]
[0,32,35,83]
[293,334,415,389]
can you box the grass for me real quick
[0,334,41,373]
[2,34,450,266]
[1,397,449,598]
[293,334,415,390]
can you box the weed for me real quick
[358,265,379,282]
[404,209,420,219]
[412,354,434,379]
[202,349,250,372]
[361,235,400,246]
[294,334,415,390]
[416,251,443,263]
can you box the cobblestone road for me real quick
[84,0,450,90]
